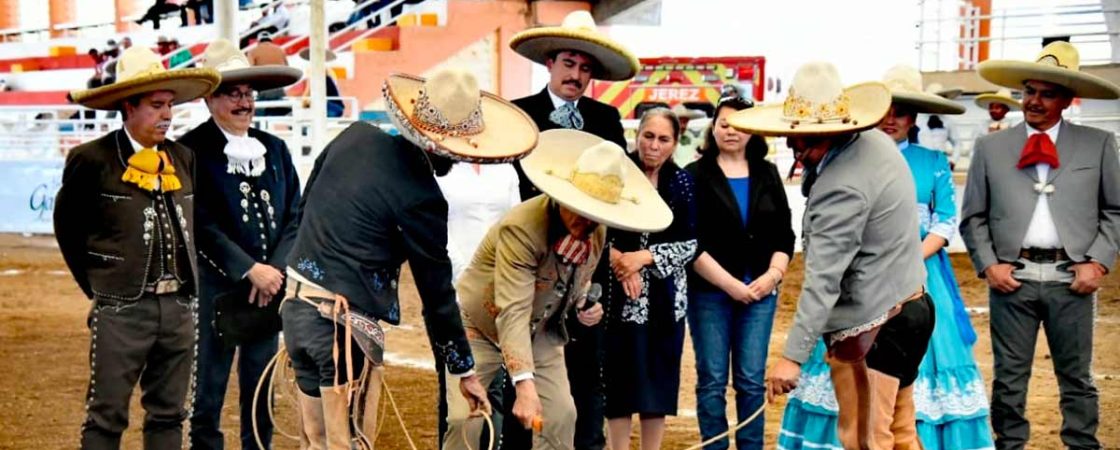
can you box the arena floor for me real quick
[0,233,1116,449]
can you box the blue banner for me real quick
[0,160,64,234]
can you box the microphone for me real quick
[579,283,602,311]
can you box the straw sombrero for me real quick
[69,46,219,111]
[974,88,1022,110]
[201,39,301,91]
[978,41,1120,99]
[727,62,891,137]
[926,82,962,99]
[298,47,337,62]
[509,11,639,81]
[671,103,706,119]
[383,68,538,163]
[882,65,965,115]
[522,129,671,232]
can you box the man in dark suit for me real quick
[178,39,303,450]
[504,11,640,449]
[57,46,219,449]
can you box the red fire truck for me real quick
[589,56,766,119]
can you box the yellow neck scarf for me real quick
[121,147,182,192]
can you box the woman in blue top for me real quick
[778,65,994,450]
[684,96,795,450]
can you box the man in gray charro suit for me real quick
[961,41,1120,450]
[731,62,933,450]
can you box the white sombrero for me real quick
[883,64,965,115]
[69,46,219,111]
[925,82,962,99]
[509,11,639,81]
[727,61,890,137]
[201,38,302,91]
[383,68,538,163]
[974,88,1022,110]
[979,41,1120,99]
[671,103,706,119]
[522,129,671,232]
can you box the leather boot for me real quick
[353,365,384,449]
[890,383,924,450]
[828,356,873,450]
[868,369,902,450]
[297,389,327,450]
[320,384,354,450]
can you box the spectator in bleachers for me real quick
[135,0,187,30]
[297,48,344,118]
[249,32,293,117]
[242,2,289,47]
[121,37,133,50]
[182,0,214,25]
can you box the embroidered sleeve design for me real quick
[649,239,698,279]
[297,257,325,281]
[435,340,475,374]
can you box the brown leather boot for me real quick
[297,389,327,450]
[828,357,873,450]
[868,369,902,450]
[890,383,924,450]
[352,365,384,450]
[320,384,354,450]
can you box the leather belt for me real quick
[1019,248,1068,264]
[144,278,182,295]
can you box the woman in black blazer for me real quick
[683,96,795,450]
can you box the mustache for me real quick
[563,79,583,89]
[233,108,252,115]
[155,120,172,130]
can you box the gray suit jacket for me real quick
[959,121,1120,274]
[784,130,926,363]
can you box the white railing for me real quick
[916,0,1118,71]
[0,97,362,163]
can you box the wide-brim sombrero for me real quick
[201,38,302,91]
[882,65,965,115]
[974,89,1021,110]
[509,11,639,81]
[68,47,219,111]
[383,72,538,163]
[521,129,671,233]
[978,41,1120,99]
[728,82,891,137]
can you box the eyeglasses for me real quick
[220,89,257,103]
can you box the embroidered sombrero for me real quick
[978,41,1120,99]
[882,64,965,115]
[522,129,671,232]
[727,61,891,137]
[200,38,301,91]
[69,46,219,111]
[974,87,1022,110]
[383,68,538,163]
[509,10,639,81]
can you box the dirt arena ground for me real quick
[0,233,1116,449]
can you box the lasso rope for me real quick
[253,345,769,450]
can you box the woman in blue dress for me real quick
[778,65,994,450]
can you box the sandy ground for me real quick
[0,233,1116,449]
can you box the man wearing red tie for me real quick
[960,41,1120,450]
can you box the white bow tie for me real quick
[223,133,267,177]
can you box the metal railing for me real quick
[916,0,1118,71]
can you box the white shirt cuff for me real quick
[448,369,475,379]
[510,372,534,383]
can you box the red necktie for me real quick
[553,235,590,266]
[1017,133,1060,169]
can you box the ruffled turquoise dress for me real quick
[777,142,994,450]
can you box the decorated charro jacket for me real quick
[54,129,198,300]
[456,195,606,379]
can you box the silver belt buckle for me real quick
[155,279,181,295]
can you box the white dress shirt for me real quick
[1021,120,1062,249]
[547,86,580,109]
[436,162,521,282]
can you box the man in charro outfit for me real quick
[280,68,533,449]
[178,39,303,450]
[56,46,219,449]
[505,11,641,448]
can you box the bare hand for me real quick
[247,263,284,296]
[512,380,542,430]
[576,301,604,327]
[745,270,779,300]
[983,263,1021,294]
[1069,261,1106,295]
[612,250,652,280]
[620,272,643,300]
[458,374,491,417]
[727,280,757,303]
[765,357,802,403]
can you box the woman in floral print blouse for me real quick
[600,107,699,450]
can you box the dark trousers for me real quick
[990,280,1099,450]
[865,294,935,388]
[137,3,185,29]
[280,299,366,396]
[188,288,277,450]
[565,318,605,450]
[80,293,196,450]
